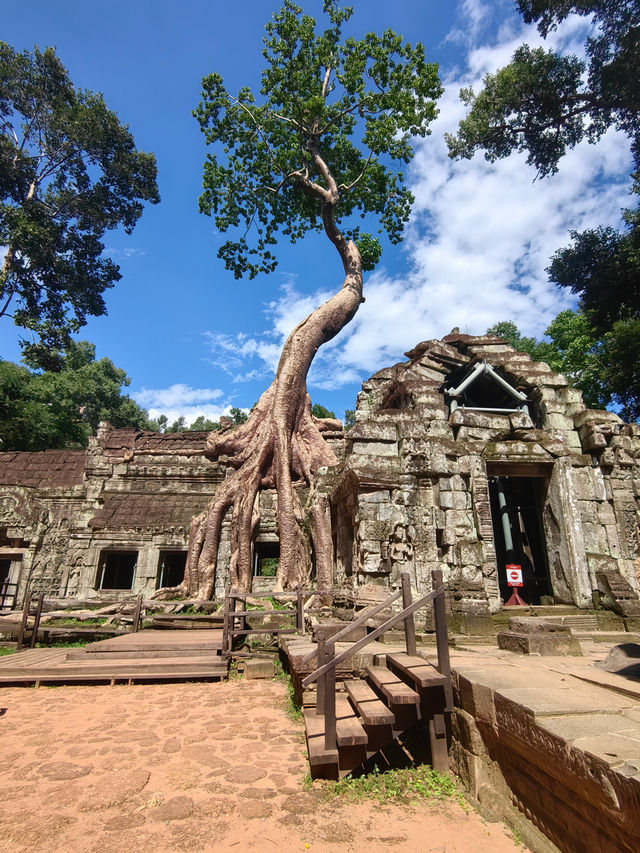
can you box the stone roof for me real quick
[89,492,211,530]
[0,450,87,488]
[97,428,209,458]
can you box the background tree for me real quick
[0,42,159,357]
[449,1,640,416]
[181,0,442,596]
[487,309,640,418]
[0,340,156,451]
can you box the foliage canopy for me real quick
[0,341,156,451]
[195,0,442,278]
[0,42,159,357]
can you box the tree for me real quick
[0,341,156,451]
[0,43,159,356]
[181,1,442,597]
[487,310,640,419]
[447,2,640,181]
[449,1,640,419]
[311,403,336,419]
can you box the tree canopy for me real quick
[488,309,640,420]
[0,341,156,451]
[0,42,160,358]
[447,1,640,179]
[195,0,442,278]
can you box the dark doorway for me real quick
[488,477,551,605]
[157,551,187,588]
[97,551,137,590]
[253,541,279,577]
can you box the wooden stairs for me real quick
[304,651,451,779]
[0,629,228,686]
[302,570,452,780]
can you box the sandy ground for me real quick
[0,678,523,853]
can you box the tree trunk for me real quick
[178,229,362,598]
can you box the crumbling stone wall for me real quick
[1,333,640,613]
[328,333,640,620]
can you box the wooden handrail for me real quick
[300,588,403,665]
[302,573,445,688]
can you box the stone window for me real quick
[446,361,529,415]
[96,550,137,590]
[157,551,187,588]
[253,540,279,577]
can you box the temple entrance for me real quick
[488,475,551,605]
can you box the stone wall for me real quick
[1,333,639,614]
[327,334,640,619]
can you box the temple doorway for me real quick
[488,475,551,605]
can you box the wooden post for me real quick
[296,590,304,635]
[401,571,417,657]
[16,591,32,651]
[323,640,336,751]
[227,590,237,656]
[315,637,326,716]
[222,584,230,657]
[432,570,452,711]
[132,594,143,633]
[30,594,44,649]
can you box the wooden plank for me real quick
[303,708,339,767]
[366,666,420,705]
[335,693,367,747]
[344,679,395,726]
[385,652,447,690]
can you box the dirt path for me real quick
[0,679,522,852]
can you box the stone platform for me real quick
[450,638,640,853]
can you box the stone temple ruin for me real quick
[1,332,640,625]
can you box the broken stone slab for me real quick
[311,620,367,643]
[508,616,574,634]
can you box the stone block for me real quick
[497,630,583,656]
[311,620,367,643]
[352,440,398,456]
[244,658,276,679]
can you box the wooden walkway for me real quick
[0,629,227,686]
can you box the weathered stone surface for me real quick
[597,642,640,678]
[244,658,276,679]
[40,761,92,781]
[150,795,193,822]
[497,630,583,656]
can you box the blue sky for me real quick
[1,1,634,424]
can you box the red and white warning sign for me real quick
[506,564,523,587]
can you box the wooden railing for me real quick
[222,587,335,657]
[301,569,451,751]
[15,592,144,650]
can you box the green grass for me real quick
[273,657,303,722]
[48,617,106,627]
[327,764,460,804]
[35,640,89,648]
[0,647,15,656]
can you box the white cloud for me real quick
[195,4,635,394]
[143,403,249,428]
[132,384,249,427]
[134,383,224,409]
